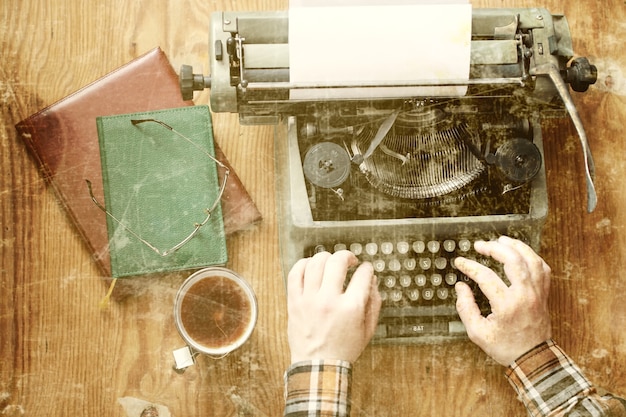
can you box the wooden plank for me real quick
[1,0,624,415]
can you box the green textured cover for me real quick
[96,105,227,277]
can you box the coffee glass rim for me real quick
[173,267,258,357]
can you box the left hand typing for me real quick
[286,250,382,364]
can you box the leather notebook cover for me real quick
[96,106,227,277]
[16,47,261,276]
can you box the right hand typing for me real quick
[454,236,553,366]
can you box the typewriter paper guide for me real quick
[288,1,472,100]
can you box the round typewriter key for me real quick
[174,267,257,360]
[427,240,440,253]
[381,242,394,255]
[415,274,427,287]
[434,257,447,270]
[397,241,410,254]
[314,244,327,254]
[388,259,401,272]
[349,243,363,256]
[373,259,386,272]
[399,275,412,287]
[451,257,459,270]
[412,241,426,254]
[458,239,472,252]
[333,243,347,252]
[437,288,449,300]
[418,258,432,270]
[445,273,458,286]
[365,242,378,256]
[443,240,456,252]
[383,275,396,288]
[390,289,403,302]
[431,274,443,286]
[403,258,416,271]
[422,288,435,300]
[407,288,420,301]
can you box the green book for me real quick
[95,105,227,277]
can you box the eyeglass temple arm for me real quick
[85,179,167,255]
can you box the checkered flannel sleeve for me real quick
[284,360,352,417]
[506,339,626,417]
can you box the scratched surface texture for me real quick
[1,0,625,416]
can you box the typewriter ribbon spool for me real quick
[492,138,542,184]
[303,142,352,188]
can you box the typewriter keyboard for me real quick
[310,238,497,343]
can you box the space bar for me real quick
[381,305,459,318]
[378,320,466,338]
[386,322,448,337]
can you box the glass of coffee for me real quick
[173,267,257,367]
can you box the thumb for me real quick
[363,274,382,342]
[455,282,484,337]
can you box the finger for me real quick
[320,250,358,294]
[498,235,534,255]
[287,257,309,300]
[303,251,332,292]
[454,281,487,341]
[363,275,382,342]
[473,239,531,286]
[454,256,507,301]
[542,262,551,294]
[343,260,375,303]
[498,236,550,281]
[474,239,525,267]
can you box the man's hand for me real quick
[454,236,552,366]
[287,250,382,364]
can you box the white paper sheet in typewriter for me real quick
[288,0,471,100]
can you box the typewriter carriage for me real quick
[180,8,597,120]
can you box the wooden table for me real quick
[1,1,625,415]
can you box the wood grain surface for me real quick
[1,1,625,416]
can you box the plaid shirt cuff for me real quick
[506,339,626,417]
[284,359,352,417]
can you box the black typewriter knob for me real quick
[179,64,211,100]
[565,57,598,93]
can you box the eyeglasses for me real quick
[86,118,230,256]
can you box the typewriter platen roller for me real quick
[181,6,597,343]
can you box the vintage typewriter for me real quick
[180,6,597,343]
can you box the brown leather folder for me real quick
[16,47,262,277]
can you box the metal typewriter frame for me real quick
[181,6,597,344]
[274,116,548,344]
